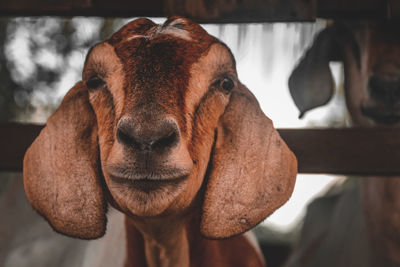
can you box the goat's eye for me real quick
[86,76,105,89]
[220,77,234,92]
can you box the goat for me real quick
[23,17,297,267]
[287,20,400,267]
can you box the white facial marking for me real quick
[186,43,234,112]
[168,18,188,27]
[162,27,192,41]
[125,34,146,41]
[123,19,192,42]
[84,43,125,118]
[184,43,235,139]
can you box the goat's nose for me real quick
[116,117,180,152]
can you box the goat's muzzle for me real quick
[362,76,400,125]
[105,114,193,194]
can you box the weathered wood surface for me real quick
[279,128,400,175]
[0,123,42,172]
[0,0,165,18]
[317,0,391,19]
[0,0,398,22]
[388,0,400,18]
[0,0,315,22]
[2,123,400,175]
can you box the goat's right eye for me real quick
[219,77,235,93]
[86,76,105,89]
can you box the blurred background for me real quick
[0,16,350,266]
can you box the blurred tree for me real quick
[0,19,24,122]
[0,17,120,123]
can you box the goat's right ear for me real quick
[289,27,339,118]
[23,82,107,239]
[200,84,297,239]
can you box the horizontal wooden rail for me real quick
[0,0,397,22]
[0,0,315,22]
[1,123,400,175]
[0,123,42,172]
[280,128,400,175]
[317,0,399,19]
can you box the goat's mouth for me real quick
[105,165,190,192]
[361,106,400,125]
[110,175,188,192]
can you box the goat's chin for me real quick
[105,175,189,217]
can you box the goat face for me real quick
[289,21,400,126]
[23,17,297,240]
[83,18,225,218]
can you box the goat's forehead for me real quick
[85,17,235,102]
[102,17,225,91]
[106,17,220,77]
[109,17,215,46]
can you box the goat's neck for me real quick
[125,215,189,267]
[361,177,400,266]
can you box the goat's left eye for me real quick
[220,77,235,92]
[86,76,105,89]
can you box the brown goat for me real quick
[288,20,400,267]
[23,17,297,267]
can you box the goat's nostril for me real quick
[117,127,141,148]
[117,123,142,150]
[116,118,180,152]
[153,130,178,149]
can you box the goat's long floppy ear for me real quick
[201,85,297,239]
[289,23,361,118]
[289,27,338,118]
[23,82,106,239]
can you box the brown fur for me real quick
[289,21,400,267]
[24,17,297,267]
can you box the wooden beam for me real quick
[0,0,164,18]
[0,0,397,21]
[2,123,400,175]
[0,123,42,172]
[279,128,400,175]
[317,0,388,19]
[0,0,315,22]
[388,0,400,19]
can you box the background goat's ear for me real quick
[289,27,340,118]
[200,85,297,239]
[23,82,106,239]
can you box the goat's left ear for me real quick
[23,82,106,239]
[201,85,297,239]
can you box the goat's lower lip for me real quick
[109,174,188,191]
